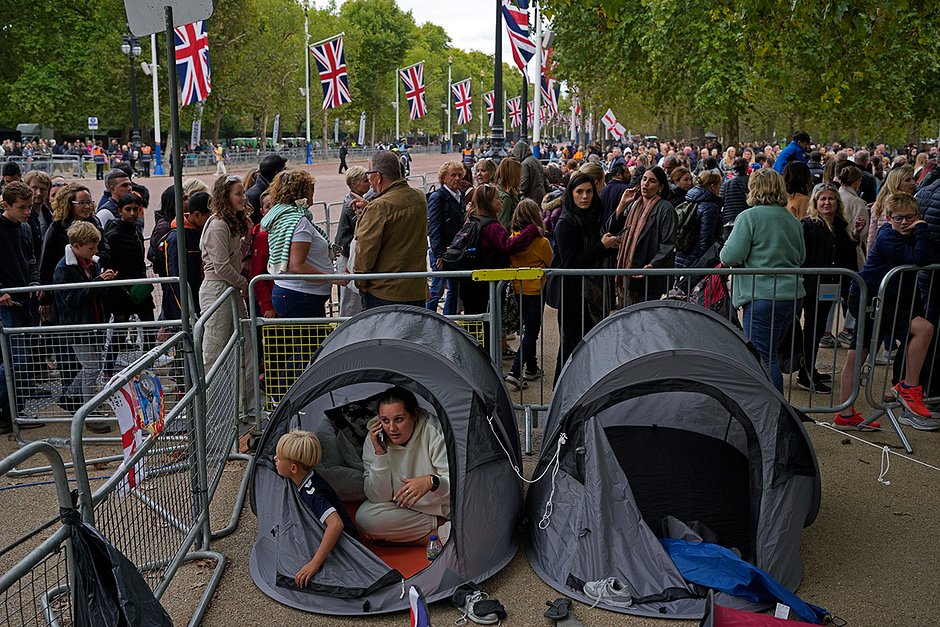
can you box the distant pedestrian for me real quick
[338,140,349,174]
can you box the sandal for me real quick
[544,598,571,620]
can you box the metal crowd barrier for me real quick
[0,442,76,627]
[246,271,493,428]
[1,155,85,178]
[862,264,940,453]
[0,278,184,448]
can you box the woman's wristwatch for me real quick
[430,474,441,492]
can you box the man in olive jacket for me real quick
[511,140,547,204]
[352,150,428,308]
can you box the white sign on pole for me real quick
[190,118,202,149]
[358,111,366,146]
[334,118,339,144]
[123,0,213,37]
[88,117,99,130]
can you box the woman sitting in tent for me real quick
[356,386,451,545]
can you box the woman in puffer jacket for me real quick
[675,170,723,268]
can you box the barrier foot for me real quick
[877,407,914,454]
[523,406,534,455]
[211,453,254,540]
[183,550,227,627]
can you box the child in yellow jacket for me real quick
[505,199,553,389]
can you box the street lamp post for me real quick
[479,70,485,142]
[487,0,506,159]
[440,98,447,154]
[121,31,142,149]
[446,56,453,153]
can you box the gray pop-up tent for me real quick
[526,301,820,619]
[249,306,523,615]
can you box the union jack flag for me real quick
[507,97,522,129]
[483,91,495,127]
[399,62,427,120]
[540,75,559,114]
[502,0,535,72]
[451,78,472,126]
[173,21,211,106]
[527,101,534,127]
[310,35,352,110]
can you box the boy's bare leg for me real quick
[902,317,934,386]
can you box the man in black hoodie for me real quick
[0,182,39,433]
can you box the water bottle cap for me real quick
[429,535,439,541]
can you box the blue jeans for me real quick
[0,305,31,411]
[426,250,460,314]
[742,298,801,392]
[271,285,329,385]
[509,294,543,376]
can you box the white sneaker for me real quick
[875,348,897,365]
[583,577,633,609]
[897,411,940,431]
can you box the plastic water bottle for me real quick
[426,534,442,561]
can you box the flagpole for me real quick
[447,56,452,153]
[309,31,344,49]
[150,33,164,176]
[303,3,313,164]
[395,68,400,142]
[532,2,542,159]
[479,72,484,141]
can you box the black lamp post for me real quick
[486,0,507,160]
[121,30,142,148]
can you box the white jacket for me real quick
[362,411,450,518]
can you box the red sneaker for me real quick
[834,410,880,432]
[893,382,932,418]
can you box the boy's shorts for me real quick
[847,293,921,350]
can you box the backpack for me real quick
[442,216,495,271]
[674,201,701,255]
[150,231,172,277]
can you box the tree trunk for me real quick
[212,100,223,144]
[260,110,269,152]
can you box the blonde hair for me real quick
[578,162,605,183]
[694,170,722,189]
[511,197,545,233]
[807,184,846,232]
[276,429,322,471]
[182,178,209,196]
[66,221,101,246]
[670,166,691,183]
[884,192,919,218]
[52,182,91,222]
[345,165,368,188]
[871,165,914,222]
[436,160,464,186]
[23,170,51,189]
[268,168,315,206]
[746,168,788,207]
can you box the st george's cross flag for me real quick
[502,0,535,72]
[310,34,352,110]
[451,78,472,126]
[174,21,211,106]
[601,108,619,131]
[399,62,427,120]
[507,96,522,128]
[483,91,496,127]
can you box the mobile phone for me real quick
[377,428,388,451]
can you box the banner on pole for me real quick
[190,116,202,148]
[272,114,281,144]
[358,111,366,145]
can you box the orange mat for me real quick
[344,502,430,579]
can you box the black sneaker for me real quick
[796,371,831,394]
[814,370,832,383]
[86,421,113,434]
[523,367,543,381]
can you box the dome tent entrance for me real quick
[249,306,523,615]
[526,301,821,619]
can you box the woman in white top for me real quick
[357,386,450,545]
[260,168,338,318]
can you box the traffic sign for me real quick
[123,0,213,37]
[88,117,99,130]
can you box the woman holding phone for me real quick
[356,386,451,545]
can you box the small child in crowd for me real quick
[53,221,117,433]
[505,199,553,389]
[274,429,360,587]
[837,193,936,431]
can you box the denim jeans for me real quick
[509,294,543,376]
[272,285,329,386]
[0,305,31,411]
[426,250,460,315]
[742,298,801,392]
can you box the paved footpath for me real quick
[73,151,454,236]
